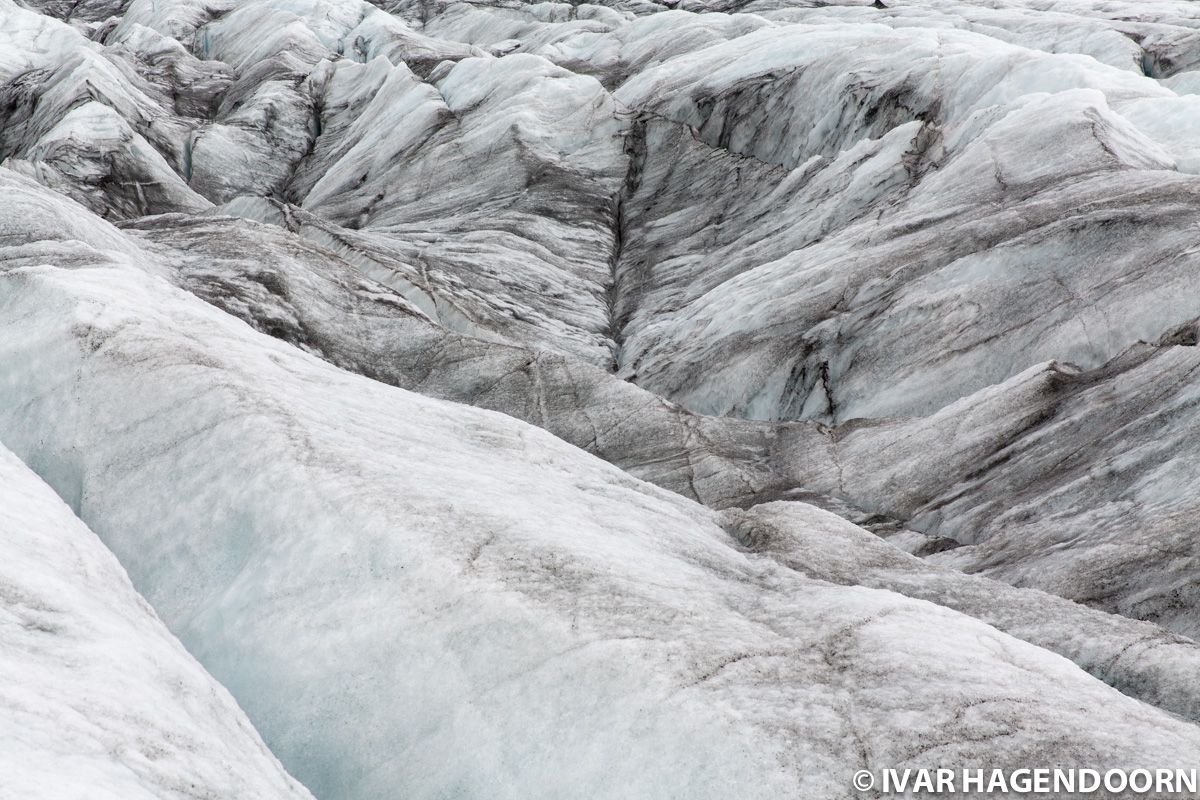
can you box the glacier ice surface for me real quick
[5,0,1200,796]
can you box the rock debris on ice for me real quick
[4,0,1200,797]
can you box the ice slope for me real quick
[119,204,819,510]
[6,0,1200,796]
[721,500,1200,725]
[604,23,1200,421]
[10,0,1200,419]
[295,51,626,364]
[74,196,1200,721]
[109,185,1200,644]
[6,0,1200,633]
[6,230,1200,800]
[0,443,314,800]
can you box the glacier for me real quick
[0,442,313,800]
[4,0,1200,797]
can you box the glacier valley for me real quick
[3,0,1200,797]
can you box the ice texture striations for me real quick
[5,0,1200,797]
